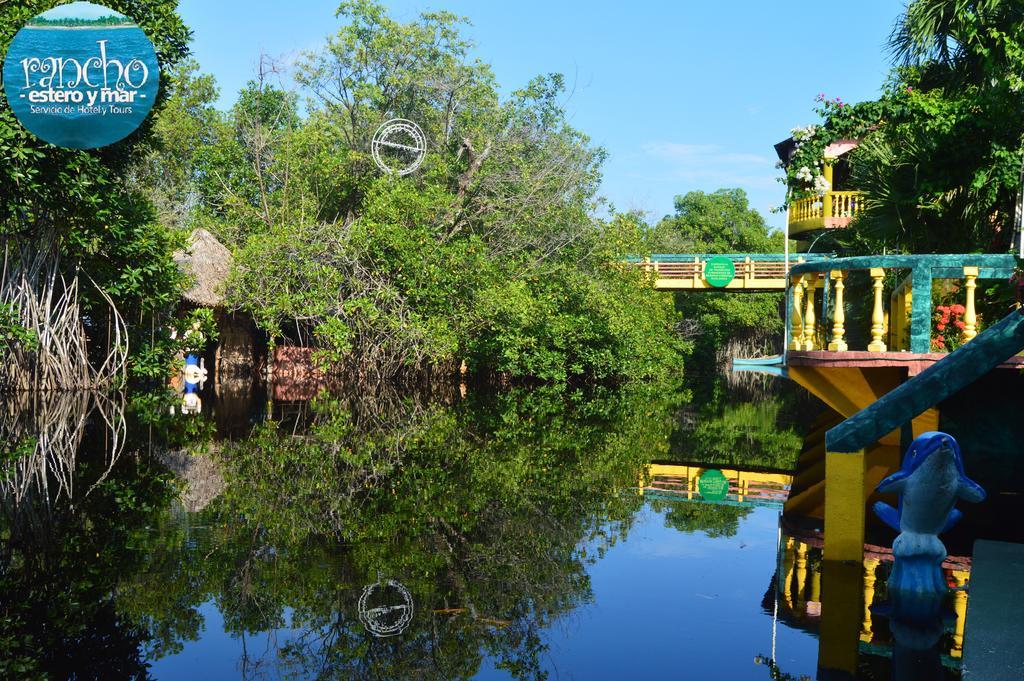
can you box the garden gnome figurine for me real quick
[873,432,985,595]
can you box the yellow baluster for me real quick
[790,276,805,351]
[867,268,887,352]
[828,270,848,352]
[963,266,978,342]
[861,557,880,642]
[951,570,969,658]
[781,537,796,609]
[795,542,809,613]
[803,276,817,350]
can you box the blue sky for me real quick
[177,0,902,231]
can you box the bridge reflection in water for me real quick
[642,462,971,678]
[775,522,970,677]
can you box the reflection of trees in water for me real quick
[0,391,126,522]
[0,391,176,678]
[2,383,682,680]
[667,371,814,472]
[649,498,753,539]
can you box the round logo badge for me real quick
[371,118,426,175]
[358,579,414,637]
[2,2,160,149]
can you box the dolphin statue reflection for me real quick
[873,431,985,595]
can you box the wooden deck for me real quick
[962,540,1024,679]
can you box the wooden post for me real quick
[803,275,817,350]
[867,268,887,352]
[963,266,979,342]
[828,270,848,351]
[824,450,865,562]
[790,276,805,351]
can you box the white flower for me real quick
[813,174,831,196]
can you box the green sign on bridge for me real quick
[704,257,736,287]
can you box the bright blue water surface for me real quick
[147,505,818,680]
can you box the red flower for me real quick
[936,335,945,344]
[953,320,965,330]
[937,323,947,331]
[951,304,965,315]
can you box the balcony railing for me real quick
[788,191,865,236]
[784,254,1018,356]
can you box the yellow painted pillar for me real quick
[803,275,818,350]
[818,560,863,676]
[951,570,970,658]
[781,537,797,609]
[790,276,805,351]
[824,450,866,563]
[828,270,848,351]
[867,268,887,352]
[810,563,822,604]
[963,266,978,342]
[795,542,809,613]
[860,557,880,642]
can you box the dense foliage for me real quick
[779,0,1024,254]
[143,1,685,382]
[0,0,192,379]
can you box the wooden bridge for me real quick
[625,253,831,291]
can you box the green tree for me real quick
[651,190,786,360]
[0,1,193,383]
[150,0,685,382]
[779,0,1024,254]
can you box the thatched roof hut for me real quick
[155,445,225,513]
[173,228,232,307]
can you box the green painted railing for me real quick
[826,307,1024,454]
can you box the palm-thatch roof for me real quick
[155,444,225,513]
[173,228,232,307]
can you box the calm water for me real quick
[0,379,966,679]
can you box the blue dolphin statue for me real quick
[873,431,985,595]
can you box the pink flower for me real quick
[937,323,947,331]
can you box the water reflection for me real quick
[774,523,970,680]
[0,376,974,679]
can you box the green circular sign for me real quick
[697,469,729,501]
[704,257,736,287]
